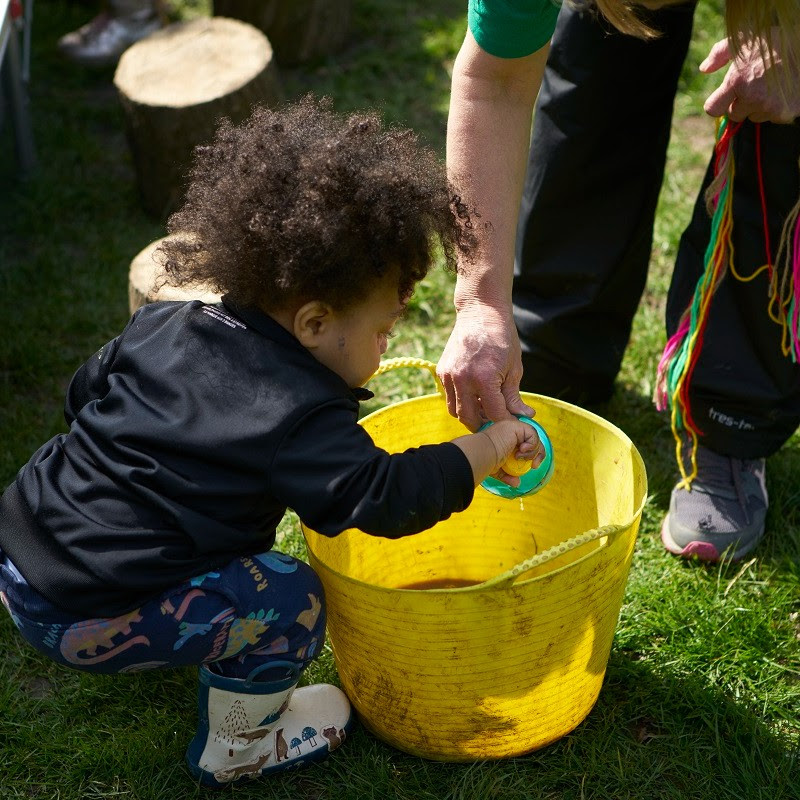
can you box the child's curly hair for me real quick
[159,95,476,311]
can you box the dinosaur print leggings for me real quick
[0,551,325,679]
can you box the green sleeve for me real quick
[468,0,561,58]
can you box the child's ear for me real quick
[293,300,334,348]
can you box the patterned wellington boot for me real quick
[186,661,352,787]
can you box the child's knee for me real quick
[291,561,326,637]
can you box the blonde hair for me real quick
[584,0,799,100]
[580,0,686,39]
[724,1,798,80]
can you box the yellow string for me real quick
[669,123,800,486]
[729,261,770,282]
[671,156,736,489]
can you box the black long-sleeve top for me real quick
[0,300,474,617]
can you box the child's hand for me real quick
[481,419,546,488]
[452,418,545,488]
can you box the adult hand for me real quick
[442,32,547,431]
[437,300,534,431]
[701,34,800,123]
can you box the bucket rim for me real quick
[304,515,641,595]
[360,389,635,437]
[302,388,648,593]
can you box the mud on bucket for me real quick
[302,358,648,761]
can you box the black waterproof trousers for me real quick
[514,1,800,458]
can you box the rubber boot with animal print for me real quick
[185,660,352,787]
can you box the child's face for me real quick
[315,277,406,388]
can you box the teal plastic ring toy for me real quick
[479,416,554,499]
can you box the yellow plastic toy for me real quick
[502,454,531,476]
[302,358,647,761]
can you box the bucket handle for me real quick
[369,357,445,397]
[477,523,628,589]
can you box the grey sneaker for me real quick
[661,444,768,562]
[58,10,162,68]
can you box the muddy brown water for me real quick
[398,577,481,590]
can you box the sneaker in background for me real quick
[58,7,162,68]
[661,444,768,563]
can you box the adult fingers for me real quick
[440,372,458,420]
[746,110,772,123]
[454,388,485,432]
[699,38,732,74]
[502,385,535,419]
[704,82,736,118]
[478,386,515,426]
[726,95,746,122]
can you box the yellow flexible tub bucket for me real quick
[302,358,647,761]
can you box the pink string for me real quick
[657,323,689,374]
[654,317,691,412]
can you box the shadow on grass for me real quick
[3,633,795,800]
[309,650,799,800]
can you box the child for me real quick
[0,96,543,787]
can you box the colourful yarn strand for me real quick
[731,122,800,360]
[792,216,800,360]
[774,198,800,361]
[654,117,800,488]
[654,118,738,487]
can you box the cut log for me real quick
[212,0,352,65]
[114,16,281,219]
[128,236,222,315]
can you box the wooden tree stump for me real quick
[212,0,352,66]
[128,236,222,315]
[114,17,281,219]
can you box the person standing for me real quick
[438,0,800,562]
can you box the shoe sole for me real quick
[660,514,760,563]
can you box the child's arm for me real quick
[451,418,545,488]
[274,402,544,538]
[64,337,123,425]
[63,308,145,424]
[273,406,541,539]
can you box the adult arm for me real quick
[438,30,549,430]
[702,31,800,123]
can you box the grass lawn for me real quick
[1,1,798,799]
